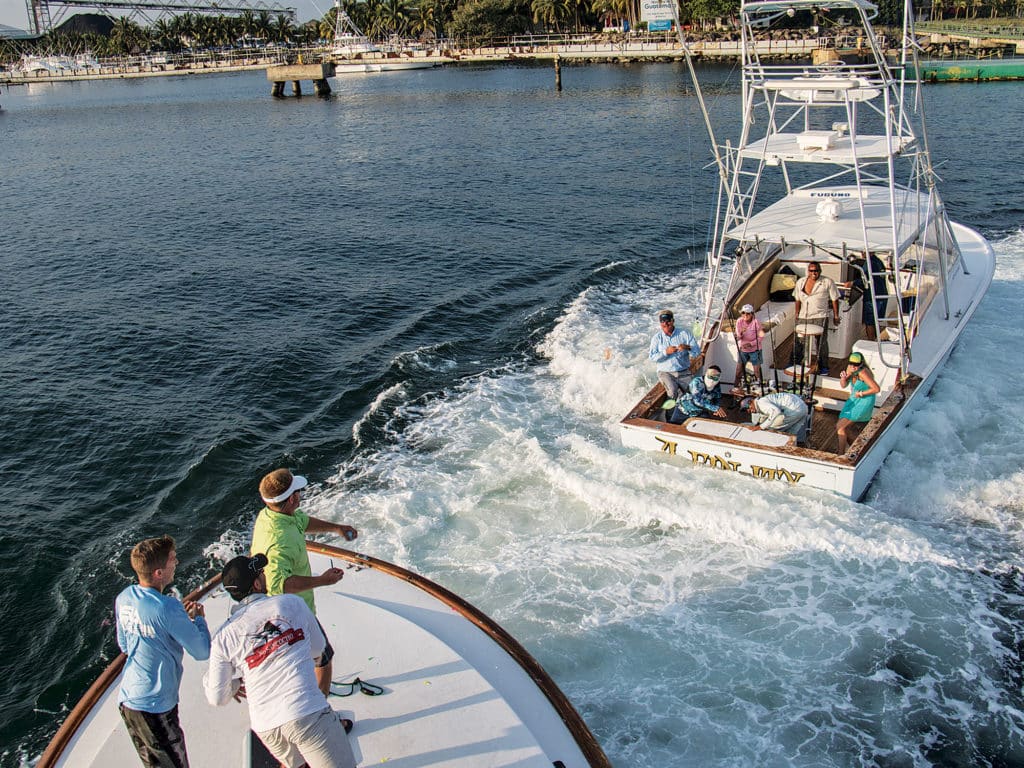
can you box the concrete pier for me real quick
[266,63,334,98]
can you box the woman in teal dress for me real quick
[836,352,881,454]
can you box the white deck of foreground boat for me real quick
[50,546,603,768]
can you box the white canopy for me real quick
[726,186,934,252]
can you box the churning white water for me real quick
[253,231,1024,766]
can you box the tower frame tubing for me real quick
[26,0,296,35]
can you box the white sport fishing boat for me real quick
[331,2,434,73]
[620,0,994,500]
[39,543,610,767]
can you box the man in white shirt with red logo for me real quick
[204,554,356,768]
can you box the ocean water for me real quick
[2,64,1024,767]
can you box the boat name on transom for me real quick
[653,437,806,483]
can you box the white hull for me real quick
[621,224,994,500]
[41,544,608,767]
[617,0,995,500]
[329,4,434,75]
[332,59,435,74]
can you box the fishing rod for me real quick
[808,313,826,398]
[763,290,782,395]
[766,238,785,394]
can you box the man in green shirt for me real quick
[252,468,359,696]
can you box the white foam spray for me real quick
[304,230,1024,765]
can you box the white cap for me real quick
[741,304,755,314]
[261,474,308,504]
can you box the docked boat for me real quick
[39,543,610,767]
[330,2,435,73]
[620,0,994,499]
[917,56,1024,82]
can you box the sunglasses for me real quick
[659,316,673,323]
[331,678,384,697]
[807,268,821,274]
[707,374,720,380]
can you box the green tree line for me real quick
[4,0,1020,61]
[1,0,742,59]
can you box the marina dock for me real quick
[5,30,1024,87]
[0,37,845,86]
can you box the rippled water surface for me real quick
[2,65,1024,767]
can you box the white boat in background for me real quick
[15,53,100,74]
[333,58,436,74]
[619,0,994,500]
[39,543,610,767]
[331,3,379,58]
[331,2,435,73]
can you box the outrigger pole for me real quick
[668,2,731,337]
[668,4,725,184]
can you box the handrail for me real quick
[38,544,611,768]
[36,574,222,768]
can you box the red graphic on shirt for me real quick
[245,626,306,669]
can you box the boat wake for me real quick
[294,231,1024,766]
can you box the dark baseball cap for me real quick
[221,553,269,601]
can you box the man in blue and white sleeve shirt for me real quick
[648,308,697,400]
[115,535,211,768]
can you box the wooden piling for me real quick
[554,55,562,91]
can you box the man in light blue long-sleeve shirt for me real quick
[649,309,697,399]
[116,535,211,768]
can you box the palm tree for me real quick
[592,0,634,29]
[532,0,567,30]
[172,12,197,49]
[195,15,219,48]
[255,10,275,42]
[271,13,294,43]
[319,8,337,41]
[410,0,435,36]
[150,18,178,51]
[110,17,144,54]
[215,15,236,46]
[379,0,412,36]
[238,9,256,41]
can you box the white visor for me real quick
[262,474,308,504]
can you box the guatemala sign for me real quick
[640,0,675,24]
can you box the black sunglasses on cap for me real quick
[659,314,674,322]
